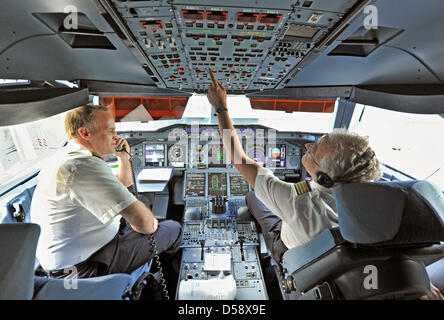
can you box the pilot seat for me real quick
[277,180,444,300]
[1,185,153,300]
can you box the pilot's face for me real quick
[89,110,118,156]
[302,135,331,183]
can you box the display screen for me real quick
[167,144,186,168]
[246,144,266,166]
[185,173,206,197]
[266,144,286,168]
[145,144,165,166]
[230,174,250,196]
[208,144,226,168]
[208,173,227,196]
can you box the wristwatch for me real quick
[215,106,228,115]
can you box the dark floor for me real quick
[260,255,284,300]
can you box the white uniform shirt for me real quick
[31,142,137,270]
[254,167,339,249]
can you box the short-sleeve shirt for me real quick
[254,167,339,249]
[31,142,137,270]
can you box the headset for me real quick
[316,149,376,188]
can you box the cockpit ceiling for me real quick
[0,0,369,91]
[1,0,444,117]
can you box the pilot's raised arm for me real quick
[207,70,381,264]
[207,69,262,188]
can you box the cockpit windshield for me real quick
[115,94,337,133]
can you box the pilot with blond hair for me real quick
[32,105,181,279]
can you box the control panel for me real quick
[178,246,268,300]
[122,124,304,175]
[116,123,316,300]
[181,220,258,248]
[179,165,266,299]
[107,0,363,93]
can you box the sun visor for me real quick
[100,97,189,121]
[249,98,335,113]
[0,86,88,126]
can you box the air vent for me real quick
[33,12,116,50]
[328,26,404,57]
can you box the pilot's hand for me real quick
[420,282,444,300]
[114,137,131,161]
[207,70,227,111]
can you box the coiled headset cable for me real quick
[117,145,169,300]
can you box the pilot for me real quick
[31,105,182,279]
[206,70,443,300]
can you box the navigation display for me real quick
[208,144,226,167]
[230,174,250,196]
[145,144,165,167]
[266,144,286,168]
[208,173,227,196]
[246,144,266,166]
[167,144,186,168]
[185,173,206,197]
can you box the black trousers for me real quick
[50,219,182,279]
[245,191,288,263]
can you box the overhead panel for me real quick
[104,0,365,93]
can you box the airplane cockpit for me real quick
[1,0,444,305]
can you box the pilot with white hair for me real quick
[206,70,443,300]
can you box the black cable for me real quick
[120,146,169,300]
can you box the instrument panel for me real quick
[123,124,303,171]
[184,171,249,199]
[117,124,312,301]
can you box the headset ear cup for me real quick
[317,172,334,188]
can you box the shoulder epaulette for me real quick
[294,180,312,195]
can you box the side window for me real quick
[349,105,444,190]
[0,113,68,193]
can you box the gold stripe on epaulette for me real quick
[294,181,312,195]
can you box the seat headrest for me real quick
[333,180,444,246]
[0,223,41,299]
